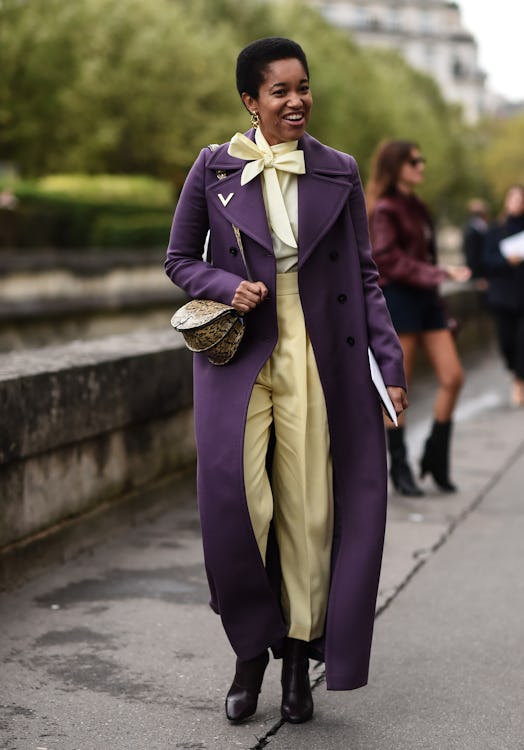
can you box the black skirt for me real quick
[382,283,447,334]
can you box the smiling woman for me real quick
[240,58,313,146]
[165,36,407,727]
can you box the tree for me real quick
[481,113,524,208]
[0,0,484,217]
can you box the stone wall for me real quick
[0,331,194,550]
[0,249,186,351]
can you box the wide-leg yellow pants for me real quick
[243,272,334,642]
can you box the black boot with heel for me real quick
[281,638,313,723]
[387,427,424,497]
[225,650,269,723]
[420,420,457,492]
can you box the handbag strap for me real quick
[207,143,252,281]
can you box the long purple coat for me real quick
[165,131,406,690]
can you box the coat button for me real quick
[329,250,339,261]
[229,246,238,256]
[337,294,347,303]
[346,336,355,346]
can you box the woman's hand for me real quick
[446,265,472,282]
[507,254,524,266]
[386,386,408,423]
[231,280,269,313]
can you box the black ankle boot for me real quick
[225,650,269,723]
[387,427,424,497]
[281,638,313,724]
[420,420,457,492]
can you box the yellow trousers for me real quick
[243,272,334,642]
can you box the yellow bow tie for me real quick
[228,129,305,248]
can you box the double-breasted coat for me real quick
[165,130,406,690]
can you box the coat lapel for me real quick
[297,134,353,268]
[207,134,273,252]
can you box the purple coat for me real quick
[165,131,406,690]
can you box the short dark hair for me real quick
[236,37,309,99]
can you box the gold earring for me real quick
[250,111,260,129]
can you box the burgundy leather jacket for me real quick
[369,190,447,289]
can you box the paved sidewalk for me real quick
[1,355,524,749]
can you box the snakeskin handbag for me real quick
[171,300,245,366]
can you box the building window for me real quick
[353,6,370,29]
[424,44,434,64]
[419,10,434,34]
[387,9,400,30]
[452,59,466,80]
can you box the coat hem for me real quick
[325,676,369,691]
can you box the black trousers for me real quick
[491,307,524,379]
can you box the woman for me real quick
[483,185,524,407]
[462,198,489,283]
[366,140,471,496]
[165,38,406,724]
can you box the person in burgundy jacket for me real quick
[366,139,471,496]
[166,39,406,725]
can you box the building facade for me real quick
[306,0,487,122]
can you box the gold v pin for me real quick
[218,192,234,207]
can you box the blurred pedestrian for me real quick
[462,198,489,288]
[483,185,524,407]
[166,38,406,724]
[366,139,471,495]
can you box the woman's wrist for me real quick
[444,265,472,282]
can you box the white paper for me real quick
[500,230,524,260]
[368,348,398,427]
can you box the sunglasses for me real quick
[408,156,426,167]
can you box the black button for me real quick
[329,250,339,261]
[346,336,355,346]
[229,246,238,256]
[337,294,347,303]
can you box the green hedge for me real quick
[0,174,176,249]
[35,174,174,207]
[90,212,173,248]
